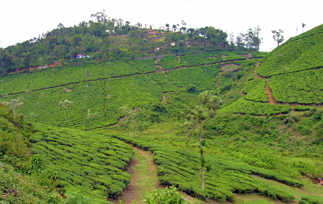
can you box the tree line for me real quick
[0,10,263,77]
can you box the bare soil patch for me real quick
[110,115,127,127]
[266,80,277,105]
[161,93,166,103]
[240,52,253,59]
[220,63,240,71]
[108,157,139,204]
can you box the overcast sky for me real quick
[0,0,322,52]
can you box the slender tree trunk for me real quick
[66,109,68,128]
[127,125,129,137]
[12,101,16,116]
[185,127,188,149]
[200,121,204,190]
[199,121,202,148]
[133,119,135,138]
[89,118,91,131]
[202,166,205,190]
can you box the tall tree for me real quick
[271,29,284,47]
[129,107,139,138]
[80,105,87,126]
[166,23,170,32]
[188,90,222,190]
[244,26,262,51]
[2,99,23,117]
[58,99,73,128]
[87,109,98,131]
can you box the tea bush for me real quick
[30,123,134,203]
[268,69,323,104]
[220,98,291,116]
[109,135,298,203]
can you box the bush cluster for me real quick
[30,123,134,203]
[220,98,291,116]
[269,69,323,104]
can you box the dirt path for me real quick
[220,63,240,71]
[266,80,277,105]
[108,145,158,204]
[108,155,139,203]
[161,93,166,103]
[110,115,127,127]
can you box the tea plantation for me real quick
[2,22,323,203]
[30,123,134,203]
[243,79,269,102]
[257,24,323,77]
[0,59,161,96]
[108,135,301,203]
[220,98,291,116]
[4,74,162,130]
[157,51,247,70]
[167,64,222,91]
[268,68,323,104]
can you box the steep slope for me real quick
[258,24,323,77]
[0,104,66,203]
[30,123,134,203]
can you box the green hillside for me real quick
[257,24,323,77]
[1,15,323,203]
[30,123,134,203]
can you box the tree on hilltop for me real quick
[244,25,262,51]
[271,29,284,47]
[166,23,170,32]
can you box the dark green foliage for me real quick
[269,69,323,104]
[314,121,323,141]
[30,123,133,202]
[109,135,297,203]
[220,98,291,116]
[298,118,314,135]
[186,84,197,93]
[300,196,323,204]
[294,106,312,111]
[0,103,32,170]
[0,104,67,203]
[257,24,323,77]
[144,186,184,204]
